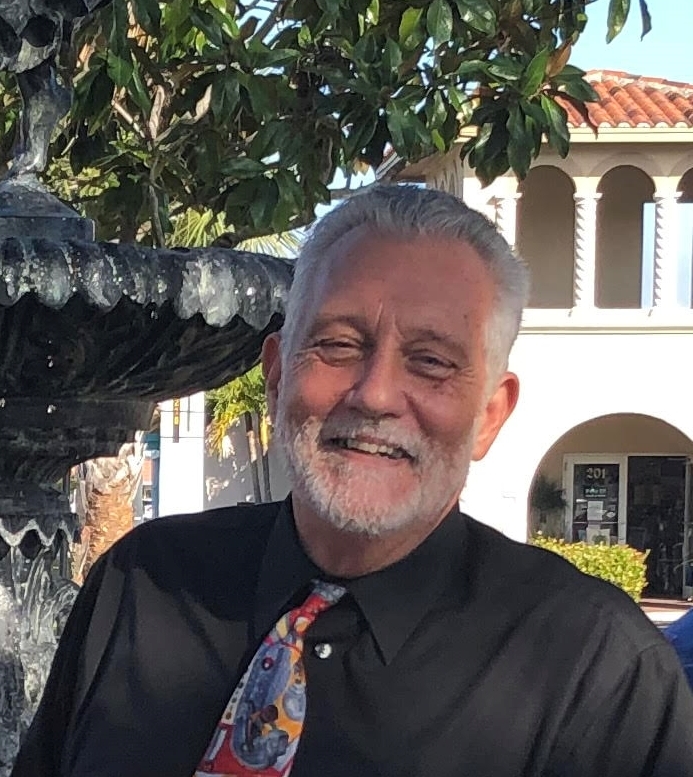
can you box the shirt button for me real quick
[313,642,333,659]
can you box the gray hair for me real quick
[282,184,530,387]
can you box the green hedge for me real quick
[531,536,649,602]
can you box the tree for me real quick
[73,437,145,582]
[206,365,273,503]
[0,0,651,244]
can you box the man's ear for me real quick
[472,372,520,461]
[261,332,282,421]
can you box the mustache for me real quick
[317,414,423,460]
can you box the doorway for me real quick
[564,454,692,598]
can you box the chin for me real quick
[296,471,441,538]
[314,500,422,538]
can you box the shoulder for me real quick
[103,501,282,586]
[461,515,663,653]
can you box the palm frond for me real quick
[170,207,302,256]
[206,365,268,456]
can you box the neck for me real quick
[291,495,457,578]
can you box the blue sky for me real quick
[571,2,691,82]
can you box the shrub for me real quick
[531,535,649,602]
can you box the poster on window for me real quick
[572,463,619,542]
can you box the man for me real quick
[12,186,693,777]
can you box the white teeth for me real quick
[336,438,406,459]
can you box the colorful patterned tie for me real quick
[195,580,346,777]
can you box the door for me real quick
[564,455,627,544]
[684,459,693,600]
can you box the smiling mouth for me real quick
[327,437,412,461]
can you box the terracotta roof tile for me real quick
[560,70,693,128]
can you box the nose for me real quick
[343,347,406,418]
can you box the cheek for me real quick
[413,386,481,447]
[283,362,349,419]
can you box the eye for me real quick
[314,339,362,362]
[409,353,455,377]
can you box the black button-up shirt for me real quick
[12,499,693,777]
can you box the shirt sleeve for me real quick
[546,641,693,777]
[10,551,122,777]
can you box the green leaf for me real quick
[382,38,403,73]
[558,75,598,103]
[519,48,549,97]
[430,128,445,152]
[212,77,240,120]
[399,7,424,50]
[456,59,488,79]
[540,94,570,157]
[366,0,380,24]
[427,90,448,128]
[243,77,277,119]
[506,104,532,179]
[553,64,587,80]
[249,177,280,229]
[162,0,192,30]
[131,0,162,32]
[386,102,408,152]
[129,67,152,116]
[606,0,630,43]
[454,0,497,35]
[190,8,223,47]
[297,24,312,47]
[487,55,523,81]
[345,111,378,159]
[106,52,133,88]
[448,88,473,123]
[316,0,341,21]
[106,1,130,56]
[353,33,378,64]
[221,157,268,178]
[426,0,454,46]
[521,0,545,15]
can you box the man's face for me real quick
[263,228,518,536]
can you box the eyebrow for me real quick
[305,314,368,338]
[305,317,469,359]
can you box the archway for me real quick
[529,413,693,598]
[517,166,575,307]
[677,168,693,307]
[596,166,654,308]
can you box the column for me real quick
[652,191,681,307]
[494,193,522,252]
[573,192,601,308]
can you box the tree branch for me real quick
[148,183,166,247]
[112,99,146,138]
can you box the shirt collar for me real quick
[254,497,468,666]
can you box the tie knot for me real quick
[291,580,346,628]
[311,579,347,603]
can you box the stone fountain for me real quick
[0,3,292,772]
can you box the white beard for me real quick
[274,403,477,537]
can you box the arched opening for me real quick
[530,413,693,599]
[678,168,693,203]
[677,168,693,307]
[517,166,575,307]
[596,166,654,308]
